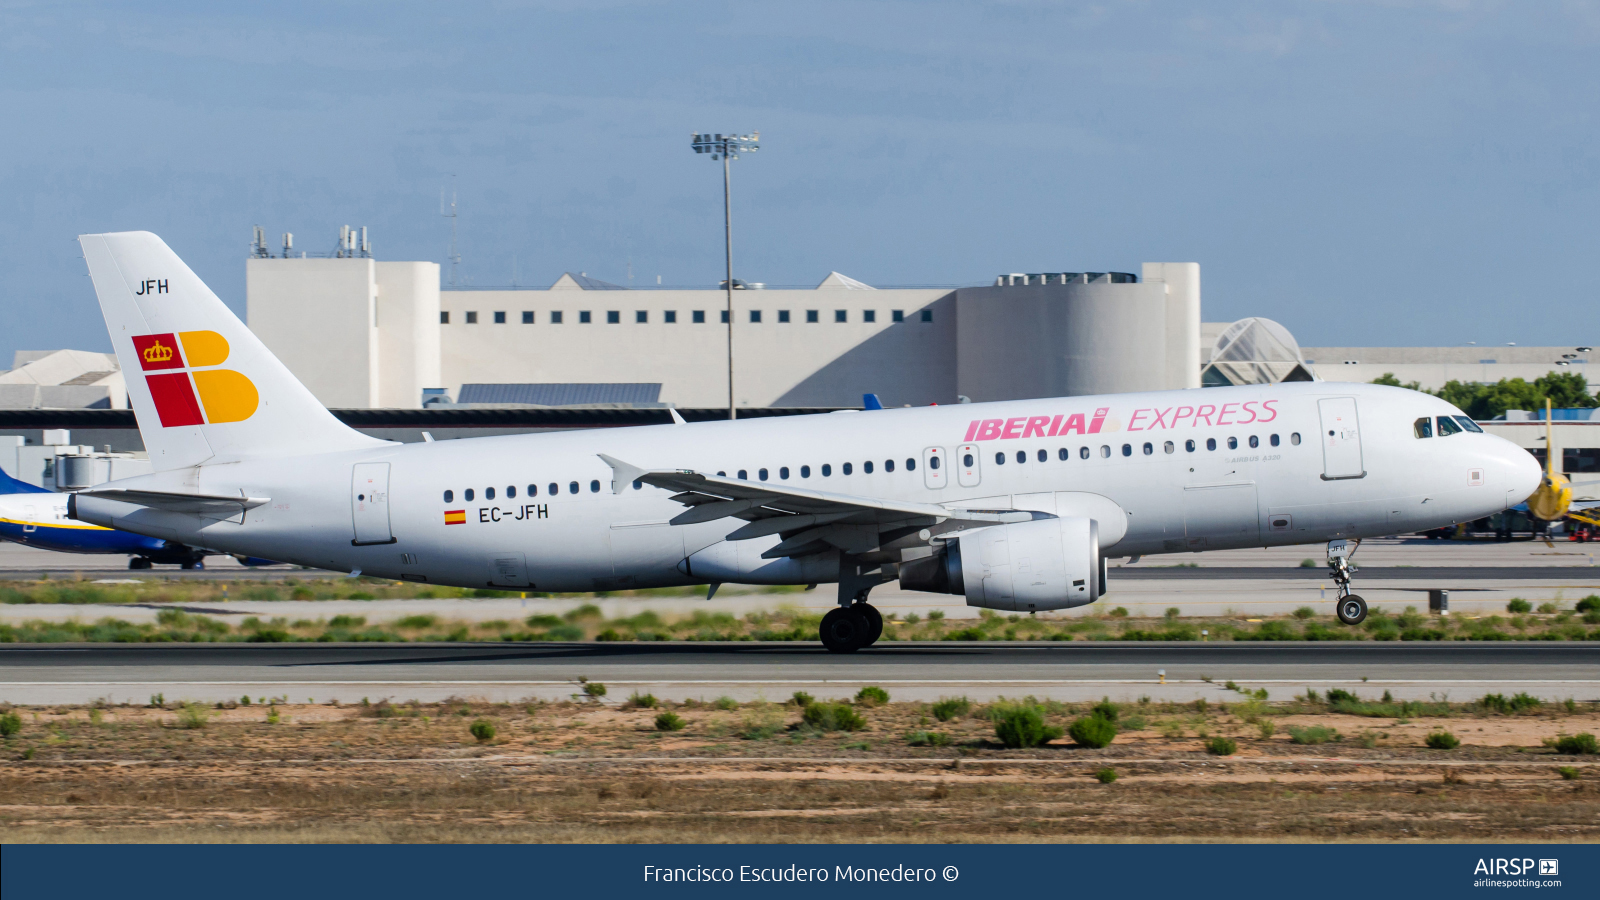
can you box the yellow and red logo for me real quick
[444,510,466,525]
[131,331,258,427]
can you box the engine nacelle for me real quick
[899,516,1102,612]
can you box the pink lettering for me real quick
[1045,414,1063,437]
[1126,409,1149,431]
[1173,405,1194,426]
[1195,404,1216,426]
[1240,401,1259,424]
[1022,416,1050,439]
[1217,403,1239,425]
[1150,407,1173,429]
[964,420,980,442]
[1259,399,1279,423]
[1060,413,1086,435]
[976,419,1003,441]
[1088,407,1109,434]
[1001,417,1027,440]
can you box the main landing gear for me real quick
[820,554,891,652]
[1326,539,1367,626]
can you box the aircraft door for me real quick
[956,444,981,488]
[1318,397,1366,480]
[350,462,394,545]
[22,505,37,533]
[922,447,947,489]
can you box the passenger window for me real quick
[568,482,579,494]
[1059,448,1069,461]
[929,456,939,470]
[779,467,789,479]
[1269,434,1280,447]
[758,468,769,481]
[1455,416,1483,433]
[443,490,453,502]
[548,483,557,496]
[906,458,916,471]
[801,465,810,478]
[1016,451,1026,464]
[1414,417,1433,438]
[1122,444,1132,457]
[465,488,475,501]
[1080,446,1090,459]
[1100,445,1111,458]
[1164,441,1174,454]
[1206,438,1217,451]
[1227,437,1238,450]
[1185,439,1195,452]
[717,471,726,477]
[1036,449,1046,463]
[1436,416,1463,436]
[1290,433,1301,445]
[843,463,853,475]
[738,470,748,480]
[1143,442,1153,455]
[962,454,973,467]
[864,461,874,474]
[528,484,537,497]
[485,487,496,500]
[1248,435,1259,449]
[822,464,833,476]
[633,480,642,490]
[994,452,1005,465]
[884,459,895,472]
[590,480,600,493]
[507,485,516,498]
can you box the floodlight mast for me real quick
[691,131,759,420]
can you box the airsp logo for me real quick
[1473,858,1554,876]
[1539,859,1559,876]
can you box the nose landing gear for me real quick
[1327,539,1367,625]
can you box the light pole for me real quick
[691,131,759,420]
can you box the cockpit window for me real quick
[1436,415,1463,436]
[1455,416,1483,433]
[1413,417,1433,438]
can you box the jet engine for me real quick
[898,516,1103,612]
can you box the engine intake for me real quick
[899,516,1102,611]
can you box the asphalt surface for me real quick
[3,641,1595,705]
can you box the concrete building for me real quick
[0,350,126,409]
[247,253,1202,410]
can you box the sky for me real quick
[1,0,1597,366]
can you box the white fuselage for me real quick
[71,382,1540,594]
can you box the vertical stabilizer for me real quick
[78,231,386,470]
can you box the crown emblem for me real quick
[142,340,174,363]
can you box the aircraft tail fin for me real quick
[77,232,385,470]
[0,461,53,494]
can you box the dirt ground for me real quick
[1,696,1597,843]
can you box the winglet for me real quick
[863,393,884,410]
[597,453,648,495]
[668,408,687,426]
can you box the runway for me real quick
[3,641,1595,706]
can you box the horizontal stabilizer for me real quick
[75,488,270,516]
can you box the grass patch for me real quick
[1425,730,1461,750]
[1552,733,1597,755]
[802,702,865,733]
[1094,767,1118,784]
[991,701,1066,748]
[1286,725,1339,745]
[654,712,686,732]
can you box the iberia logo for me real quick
[131,331,259,427]
[444,510,466,525]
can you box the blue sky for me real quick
[2,1,1596,365]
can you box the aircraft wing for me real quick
[74,489,270,516]
[599,454,1029,557]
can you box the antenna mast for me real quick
[441,179,461,286]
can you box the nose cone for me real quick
[1503,442,1543,505]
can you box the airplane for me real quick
[64,232,1541,650]
[0,462,218,567]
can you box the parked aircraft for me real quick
[0,463,215,567]
[66,232,1541,649]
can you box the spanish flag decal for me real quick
[444,510,466,525]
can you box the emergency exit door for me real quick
[351,462,395,545]
[1318,397,1365,480]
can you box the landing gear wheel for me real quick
[128,558,152,570]
[820,607,871,653]
[1336,594,1368,626]
[856,603,883,646]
